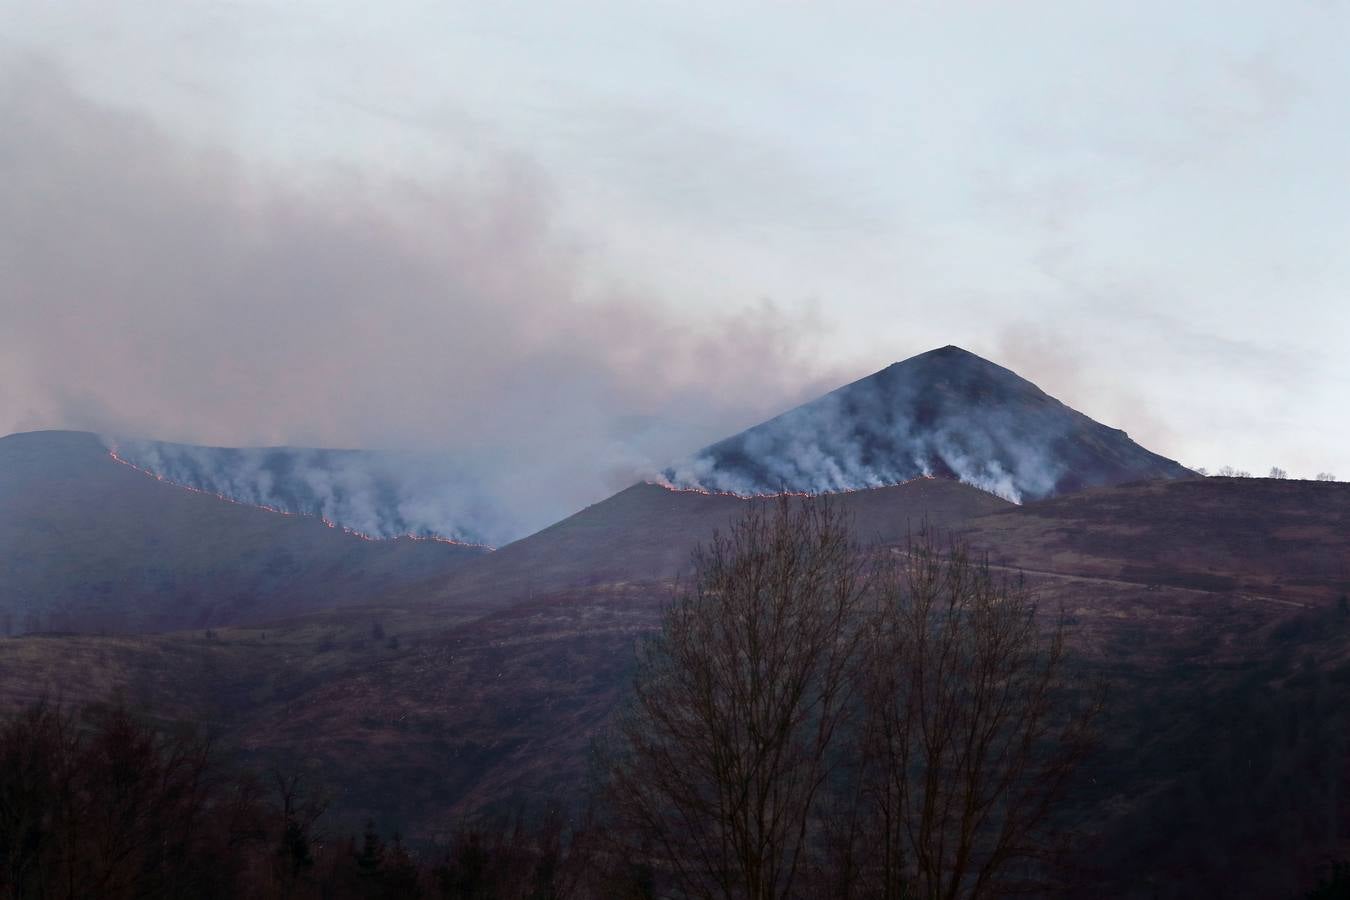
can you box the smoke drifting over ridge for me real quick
[1,59,844,542]
[106,439,508,546]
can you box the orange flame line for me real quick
[646,474,937,499]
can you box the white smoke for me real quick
[106,438,513,546]
[1,59,849,543]
[658,351,1117,504]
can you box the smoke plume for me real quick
[0,57,845,543]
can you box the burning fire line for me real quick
[647,474,938,500]
[106,448,494,551]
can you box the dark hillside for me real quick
[419,477,1013,607]
[0,430,486,633]
[963,475,1350,604]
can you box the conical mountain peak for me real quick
[663,346,1190,502]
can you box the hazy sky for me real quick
[4,1,1348,494]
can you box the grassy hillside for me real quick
[963,475,1350,603]
[421,477,1013,609]
[1,474,1348,895]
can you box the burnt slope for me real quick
[664,345,1193,501]
[0,430,487,633]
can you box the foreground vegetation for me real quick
[0,698,655,898]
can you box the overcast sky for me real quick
[4,1,1348,490]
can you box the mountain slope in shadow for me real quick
[0,430,487,633]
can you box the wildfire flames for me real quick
[647,474,937,500]
[107,448,494,550]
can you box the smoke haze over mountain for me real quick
[0,59,843,539]
[5,0,1350,512]
[106,439,513,546]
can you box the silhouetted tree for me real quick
[433,828,494,899]
[1305,861,1350,899]
[0,698,649,898]
[851,532,1103,899]
[0,700,266,899]
[271,767,328,896]
[381,833,423,897]
[603,496,868,899]
[603,502,1102,899]
[356,820,385,880]
[0,701,77,897]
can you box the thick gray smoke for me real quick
[106,439,513,546]
[0,57,846,543]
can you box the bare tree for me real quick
[602,496,868,900]
[0,701,79,897]
[603,505,1101,900]
[1316,472,1337,482]
[270,768,329,897]
[1269,467,1288,480]
[851,533,1102,900]
[0,700,266,900]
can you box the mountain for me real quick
[663,345,1194,501]
[106,347,1188,550]
[0,431,488,633]
[3,354,1346,896]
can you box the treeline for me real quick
[0,699,658,899]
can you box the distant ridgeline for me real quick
[107,438,505,546]
[104,346,1191,550]
[662,346,1193,503]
